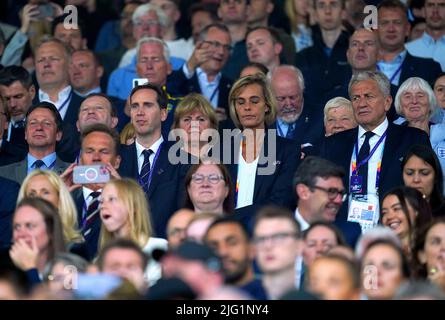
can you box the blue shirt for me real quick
[276,118,294,138]
[377,50,407,86]
[27,152,57,173]
[107,55,185,100]
[182,65,221,109]
[406,32,445,71]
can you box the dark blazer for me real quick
[118,140,191,238]
[72,187,101,261]
[319,122,431,218]
[0,140,27,166]
[0,177,20,250]
[222,130,300,231]
[169,68,233,113]
[398,52,443,87]
[0,156,70,184]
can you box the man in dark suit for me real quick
[377,0,442,95]
[61,124,122,260]
[169,23,233,122]
[270,65,324,148]
[119,83,190,239]
[319,70,431,231]
[33,37,84,127]
[293,156,361,247]
[0,102,70,184]
[0,176,20,250]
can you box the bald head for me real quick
[346,29,379,72]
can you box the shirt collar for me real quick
[135,136,164,158]
[379,50,407,64]
[75,87,101,97]
[38,85,72,103]
[27,152,57,168]
[422,32,445,45]
[295,208,310,231]
[358,117,389,138]
[82,186,102,201]
[196,67,221,84]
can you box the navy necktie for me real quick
[33,159,45,169]
[357,131,375,195]
[139,149,153,194]
[83,191,101,237]
[286,123,296,139]
[14,120,25,129]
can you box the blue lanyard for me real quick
[208,86,219,107]
[138,142,163,191]
[57,90,73,115]
[353,130,387,174]
[377,63,403,84]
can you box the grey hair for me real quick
[42,252,89,281]
[348,71,391,98]
[132,3,168,28]
[323,97,353,125]
[354,226,401,260]
[394,281,445,300]
[136,37,171,62]
[268,64,305,92]
[394,77,438,119]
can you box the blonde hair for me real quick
[120,122,136,145]
[229,74,277,129]
[172,93,218,130]
[99,178,152,250]
[285,0,309,35]
[17,170,83,244]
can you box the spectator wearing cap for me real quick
[160,240,225,298]
[0,102,70,184]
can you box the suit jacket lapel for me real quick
[17,160,28,183]
[146,142,168,198]
[380,123,400,182]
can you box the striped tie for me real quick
[83,191,101,237]
[139,149,153,194]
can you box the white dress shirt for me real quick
[38,85,72,119]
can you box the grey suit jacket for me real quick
[0,157,70,184]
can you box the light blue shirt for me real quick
[75,86,101,98]
[276,118,294,137]
[377,50,407,86]
[27,152,57,173]
[182,65,221,108]
[406,32,445,71]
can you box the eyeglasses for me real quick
[311,185,348,202]
[202,40,232,52]
[134,20,160,28]
[191,173,225,184]
[253,232,298,246]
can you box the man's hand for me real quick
[186,40,213,73]
[60,163,82,192]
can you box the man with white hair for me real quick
[270,65,324,147]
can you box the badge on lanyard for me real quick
[350,175,363,194]
[348,194,380,233]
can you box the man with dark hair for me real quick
[52,13,88,50]
[293,156,361,246]
[377,0,442,94]
[0,102,70,184]
[246,26,282,72]
[252,206,301,300]
[204,217,267,299]
[61,123,122,259]
[188,2,219,44]
[69,49,104,97]
[119,83,190,238]
[0,65,82,163]
[170,23,233,121]
[296,0,351,113]
[97,238,148,293]
[406,0,445,71]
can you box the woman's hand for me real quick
[9,237,39,271]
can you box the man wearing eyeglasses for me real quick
[170,23,233,123]
[294,156,361,246]
[252,206,302,300]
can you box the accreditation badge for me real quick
[348,194,379,233]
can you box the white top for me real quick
[294,208,310,232]
[166,38,194,61]
[351,118,389,197]
[136,136,164,174]
[143,237,169,287]
[235,144,259,209]
[38,85,72,120]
